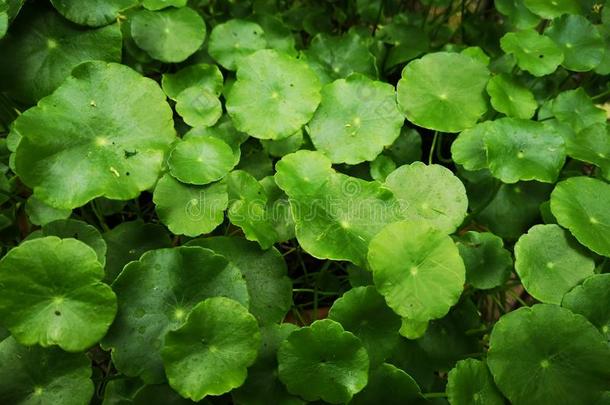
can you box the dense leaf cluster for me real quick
[0,0,609,404]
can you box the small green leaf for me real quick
[350,363,426,405]
[456,231,513,290]
[161,64,224,100]
[446,359,504,405]
[208,19,267,70]
[278,319,369,404]
[261,130,303,157]
[308,74,404,164]
[162,297,261,400]
[545,15,605,72]
[25,195,71,226]
[0,237,116,351]
[550,176,610,257]
[488,304,610,405]
[486,73,537,119]
[36,219,107,266]
[552,88,607,133]
[495,0,540,29]
[102,247,249,383]
[175,88,222,128]
[0,337,93,404]
[153,174,228,237]
[169,136,235,185]
[227,49,322,140]
[131,7,206,63]
[514,224,595,304]
[368,220,466,322]
[500,29,564,76]
[50,0,138,27]
[562,273,610,340]
[396,52,489,132]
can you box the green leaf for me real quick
[552,88,607,132]
[522,0,581,19]
[0,237,116,351]
[303,32,378,84]
[562,273,610,340]
[446,359,504,405]
[560,123,610,178]
[102,247,249,383]
[50,0,138,27]
[168,136,235,185]
[277,319,369,404]
[350,363,426,405]
[131,7,206,63]
[250,13,296,56]
[0,6,122,105]
[208,19,267,70]
[186,236,292,325]
[456,231,513,290]
[514,224,595,304]
[259,176,296,242]
[162,297,260,401]
[103,220,172,282]
[25,195,71,226]
[308,74,404,164]
[370,155,396,182]
[487,304,610,405]
[385,162,468,234]
[385,127,423,165]
[545,15,605,72]
[396,52,489,132]
[175,88,222,128]
[495,0,540,29]
[143,0,187,11]
[328,286,401,366]
[153,174,228,237]
[227,50,322,140]
[13,61,176,209]
[184,116,249,166]
[275,150,402,266]
[550,176,610,257]
[500,29,564,76]
[0,337,93,404]
[486,73,537,119]
[35,219,107,266]
[232,324,304,405]
[161,64,223,101]
[261,130,303,157]
[368,220,466,322]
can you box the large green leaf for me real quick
[277,319,369,404]
[162,297,260,401]
[13,61,176,209]
[522,0,581,19]
[0,6,122,105]
[396,52,489,132]
[488,304,610,405]
[368,220,466,322]
[308,74,403,164]
[514,224,595,304]
[102,246,249,383]
[550,176,610,257]
[0,337,93,404]
[226,49,322,140]
[545,15,605,72]
[0,237,116,351]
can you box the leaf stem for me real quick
[428,131,439,165]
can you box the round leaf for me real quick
[487,304,610,405]
[187,236,292,325]
[38,219,107,266]
[552,88,606,133]
[277,319,369,404]
[385,162,468,233]
[131,7,206,63]
[515,224,595,304]
[50,0,138,27]
[562,273,610,339]
[153,174,228,237]
[175,88,222,128]
[522,0,581,19]
[308,74,404,164]
[396,52,489,132]
[500,30,564,76]
[168,135,235,185]
[545,15,605,72]
[328,286,401,366]
[0,337,93,404]
[226,49,321,140]
[350,363,426,405]
[25,195,71,226]
[0,6,122,105]
[495,0,540,29]
[13,61,176,209]
[486,73,537,119]
[162,64,223,100]
[456,231,513,290]
[207,19,267,71]
[368,220,466,322]
[550,176,610,257]
[162,297,261,401]
[0,236,117,351]
[102,247,249,383]
[446,359,504,405]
